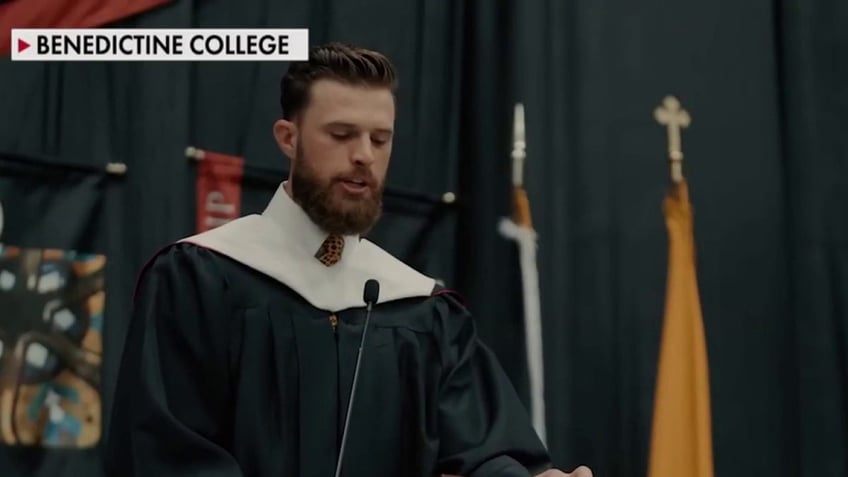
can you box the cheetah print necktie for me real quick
[315,234,345,266]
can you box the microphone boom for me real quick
[334,279,380,477]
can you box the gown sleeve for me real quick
[432,293,553,477]
[104,244,243,477]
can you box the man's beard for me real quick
[290,146,384,236]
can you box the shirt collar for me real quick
[261,181,360,262]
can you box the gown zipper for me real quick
[330,313,342,452]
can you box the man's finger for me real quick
[567,466,593,477]
[536,466,593,477]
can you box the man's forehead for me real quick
[303,79,395,128]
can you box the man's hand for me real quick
[441,464,593,477]
[537,466,593,477]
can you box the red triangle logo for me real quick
[18,39,30,53]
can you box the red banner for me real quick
[0,0,173,56]
[195,150,245,233]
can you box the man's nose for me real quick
[350,135,375,165]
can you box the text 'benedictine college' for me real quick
[10,29,310,61]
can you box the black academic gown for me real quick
[105,244,552,477]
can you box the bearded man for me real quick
[105,42,592,477]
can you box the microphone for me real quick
[334,279,380,477]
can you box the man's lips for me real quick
[337,176,374,188]
[335,176,375,195]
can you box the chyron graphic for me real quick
[0,245,104,449]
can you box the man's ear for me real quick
[273,118,298,159]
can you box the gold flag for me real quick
[648,179,714,477]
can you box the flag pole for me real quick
[498,103,546,444]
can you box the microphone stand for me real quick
[334,280,379,477]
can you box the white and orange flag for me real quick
[499,103,546,444]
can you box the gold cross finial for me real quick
[654,95,691,183]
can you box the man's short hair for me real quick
[279,42,398,120]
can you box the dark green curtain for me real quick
[459,1,847,477]
[776,0,848,475]
[0,0,845,476]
